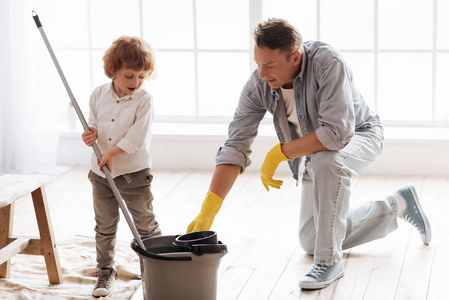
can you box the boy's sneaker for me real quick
[299,261,345,289]
[92,268,116,297]
[396,184,432,244]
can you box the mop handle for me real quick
[32,11,145,250]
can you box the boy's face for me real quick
[113,67,149,98]
[254,45,301,89]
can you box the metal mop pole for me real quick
[32,11,145,249]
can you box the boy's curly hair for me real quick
[103,36,155,79]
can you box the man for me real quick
[187,18,431,290]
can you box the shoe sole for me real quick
[406,184,432,245]
[92,282,115,297]
[92,290,110,297]
[92,283,115,297]
[299,270,345,290]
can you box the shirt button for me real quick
[111,119,115,122]
[116,100,120,103]
[108,138,112,141]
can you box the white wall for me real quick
[58,124,449,176]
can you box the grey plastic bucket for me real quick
[131,231,227,300]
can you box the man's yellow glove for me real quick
[261,143,291,191]
[187,191,223,233]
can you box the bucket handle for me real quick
[131,240,193,261]
[190,242,228,256]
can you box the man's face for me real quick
[254,45,301,89]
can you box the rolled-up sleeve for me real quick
[314,59,355,150]
[215,145,248,170]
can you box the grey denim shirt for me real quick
[216,40,382,180]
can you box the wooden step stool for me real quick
[0,174,63,284]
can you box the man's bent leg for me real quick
[298,127,385,263]
[343,196,398,250]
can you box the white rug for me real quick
[0,235,143,300]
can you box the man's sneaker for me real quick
[396,184,432,244]
[299,261,345,289]
[92,268,116,297]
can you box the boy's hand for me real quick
[97,146,125,173]
[98,151,113,173]
[82,127,97,146]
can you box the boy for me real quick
[82,36,161,297]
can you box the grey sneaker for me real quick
[92,268,116,297]
[299,261,345,289]
[396,184,432,244]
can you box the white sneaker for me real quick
[92,268,116,297]
[299,261,344,289]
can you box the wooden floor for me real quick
[11,165,446,299]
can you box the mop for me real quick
[32,11,145,250]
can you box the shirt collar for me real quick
[297,50,307,81]
[108,81,135,100]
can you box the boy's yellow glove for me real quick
[261,143,291,191]
[187,191,223,233]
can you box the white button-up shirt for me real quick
[88,82,154,178]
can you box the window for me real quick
[143,0,250,120]
[263,0,449,126]
[51,0,449,130]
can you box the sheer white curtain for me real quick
[0,1,60,175]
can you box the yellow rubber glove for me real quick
[261,143,291,191]
[187,191,223,233]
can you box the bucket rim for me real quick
[174,230,217,247]
[174,231,227,255]
[131,238,193,261]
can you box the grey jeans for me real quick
[88,168,161,269]
[298,126,398,265]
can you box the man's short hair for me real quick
[253,18,303,56]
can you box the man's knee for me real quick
[307,151,341,169]
[306,151,350,181]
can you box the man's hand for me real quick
[187,191,223,233]
[260,143,291,191]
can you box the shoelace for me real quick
[401,213,424,234]
[306,263,329,280]
[94,270,113,289]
